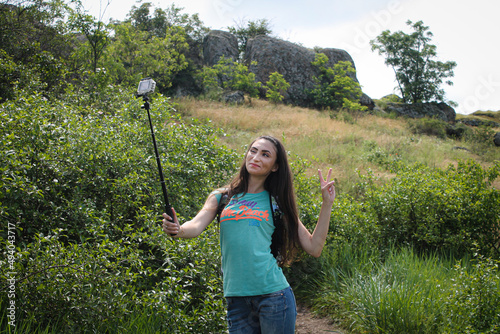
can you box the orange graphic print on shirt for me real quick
[220,198,269,226]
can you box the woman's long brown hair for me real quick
[226,135,300,267]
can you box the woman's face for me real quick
[245,138,279,177]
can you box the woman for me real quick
[162,135,336,334]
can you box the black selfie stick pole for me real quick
[141,95,175,223]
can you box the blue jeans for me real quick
[226,286,297,334]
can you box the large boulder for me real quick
[222,90,245,104]
[457,118,500,128]
[245,35,315,105]
[385,102,456,123]
[202,30,239,66]
[494,132,500,147]
[244,35,373,108]
[316,47,358,81]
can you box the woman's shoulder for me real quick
[210,187,231,205]
[210,187,229,196]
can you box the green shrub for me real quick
[446,122,472,140]
[264,72,290,104]
[362,160,500,257]
[0,223,226,333]
[442,255,500,333]
[340,248,452,334]
[465,125,497,150]
[308,54,363,111]
[0,92,237,243]
[0,90,236,332]
[196,56,261,101]
[362,140,402,167]
[287,193,380,303]
[408,117,448,139]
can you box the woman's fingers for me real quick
[162,209,179,235]
[318,168,333,184]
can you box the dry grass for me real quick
[174,97,499,193]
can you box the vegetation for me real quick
[0,1,499,333]
[371,20,457,104]
[196,55,262,101]
[308,53,366,113]
[264,71,290,104]
[227,18,272,58]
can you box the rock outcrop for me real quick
[202,30,239,66]
[244,35,371,107]
[457,118,500,128]
[245,35,316,105]
[192,30,478,124]
[494,132,500,147]
[316,47,358,81]
[222,91,245,104]
[385,102,456,123]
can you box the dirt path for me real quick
[295,304,345,334]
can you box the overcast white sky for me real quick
[82,0,500,115]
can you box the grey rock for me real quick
[245,35,316,105]
[494,132,500,147]
[360,93,375,110]
[457,118,500,128]
[244,35,374,108]
[385,102,456,123]
[222,91,245,104]
[203,30,239,66]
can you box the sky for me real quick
[81,0,500,115]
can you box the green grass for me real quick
[292,243,500,334]
[339,248,453,333]
[175,97,499,195]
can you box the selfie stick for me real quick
[137,79,175,230]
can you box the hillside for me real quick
[2,91,498,333]
[174,97,500,192]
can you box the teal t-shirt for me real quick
[214,190,289,297]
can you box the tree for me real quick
[125,2,208,94]
[264,72,290,104]
[308,53,365,111]
[0,0,71,99]
[370,20,457,104]
[197,56,261,102]
[128,2,209,42]
[0,0,71,61]
[103,22,189,92]
[69,10,110,74]
[227,18,272,57]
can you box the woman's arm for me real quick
[162,192,219,238]
[298,169,336,257]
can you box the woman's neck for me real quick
[247,176,266,194]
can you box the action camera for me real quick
[137,77,156,96]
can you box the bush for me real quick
[0,223,227,333]
[196,56,261,101]
[307,54,363,111]
[466,126,497,147]
[340,248,450,334]
[0,92,237,243]
[264,72,290,104]
[0,90,237,332]
[407,117,448,139]
[362,160,500,257]
[442,255,500,333]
